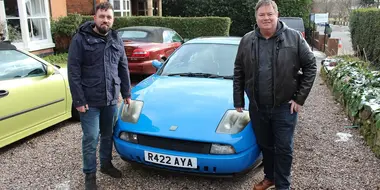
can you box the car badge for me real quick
[169,125,178,131]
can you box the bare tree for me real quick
[335,0,355,21]
[313,0,336,13]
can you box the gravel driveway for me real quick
[1,51,379,190]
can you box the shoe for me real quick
[84,173,97,190]
[253,178,275,190]
[100,161,122,178]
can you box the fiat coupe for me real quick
[113,37,262,177]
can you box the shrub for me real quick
[321,56,380,158]
[162,0,313,37]
[350,8,380,67]
[51,14,231,52]
[162,0,256,37]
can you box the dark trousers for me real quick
[249,102,298,190]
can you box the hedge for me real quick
[321,56,380,158]
[162,0,256,37]
[350,8,380,67]
[162,0,313,38]
[51,14,231,52]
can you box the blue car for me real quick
[113,36,262,177]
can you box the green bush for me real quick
[162,0,257,37]
[350,8,380,67]
[43,53,68,64]
[321,56,380,158]
[51,14,231,52]
[162,0,313,37]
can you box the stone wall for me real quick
[321,58,380,158]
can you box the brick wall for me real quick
[66,0,106,15]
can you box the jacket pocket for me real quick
[81,78,102,101]
[113,76,121,100]
[83,45,98,66]
[244,78,254,100]
[110,44,122,64]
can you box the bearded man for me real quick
[67,2,132,189]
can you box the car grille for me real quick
[137,134,211,154]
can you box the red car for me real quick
[117,26,184,75]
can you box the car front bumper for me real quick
[114,136,262,177]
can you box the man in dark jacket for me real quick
[233,0,316,189]
[67,2,131,190]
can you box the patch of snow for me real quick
[55,181,71,190]
[335,132,353,142]
[363,100,380,112]
[326,66,336,71]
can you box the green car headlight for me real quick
[216,110,250,134]
[120,100,144,123]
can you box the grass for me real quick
[42,53,68,68]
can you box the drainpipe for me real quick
[93,0,97,14]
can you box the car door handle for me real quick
[0,90,9,98]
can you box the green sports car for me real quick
[0,42,79,148]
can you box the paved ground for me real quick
[1,51,380,189]
[317,24,354,55]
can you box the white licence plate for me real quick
[144,151,197,169]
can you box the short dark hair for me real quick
[95,2,114,13]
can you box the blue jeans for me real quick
[249,102,298,190]
[79,105,117,174]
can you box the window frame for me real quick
[0,0,54,52]
[109,0,132,17]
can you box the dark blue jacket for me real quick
[68,21,131,107]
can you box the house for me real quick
[0,0,162,56]
[65,0,163,17]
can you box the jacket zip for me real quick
[272,37,278,107]
[254,36,259,111]
[104,39,109,106]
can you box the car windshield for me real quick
[159,43,238,78]
[280,18,304,32]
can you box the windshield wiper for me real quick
[207,74,234,80]
[167,72,233,79]
[167,72,211,77]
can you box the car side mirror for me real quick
[183,38,189,43]
[46,65,55,76]
[152,59,163,69]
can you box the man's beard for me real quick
[95,23,110,35]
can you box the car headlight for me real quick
[210,144,235,154]
[119,132,138,143]
[120,100,143,123]
[216,110,250,134]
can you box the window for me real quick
[0,0,54,51]
[163,30,183,43]
[119,30,148,38]
[137,0,147,16]
[0,50,46,81]
[159,44,239,76]
[171,32,183,43]
[25,0,48,41]
[162,30,172,43]
[3,0,22,42]
[110,0,131,17]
